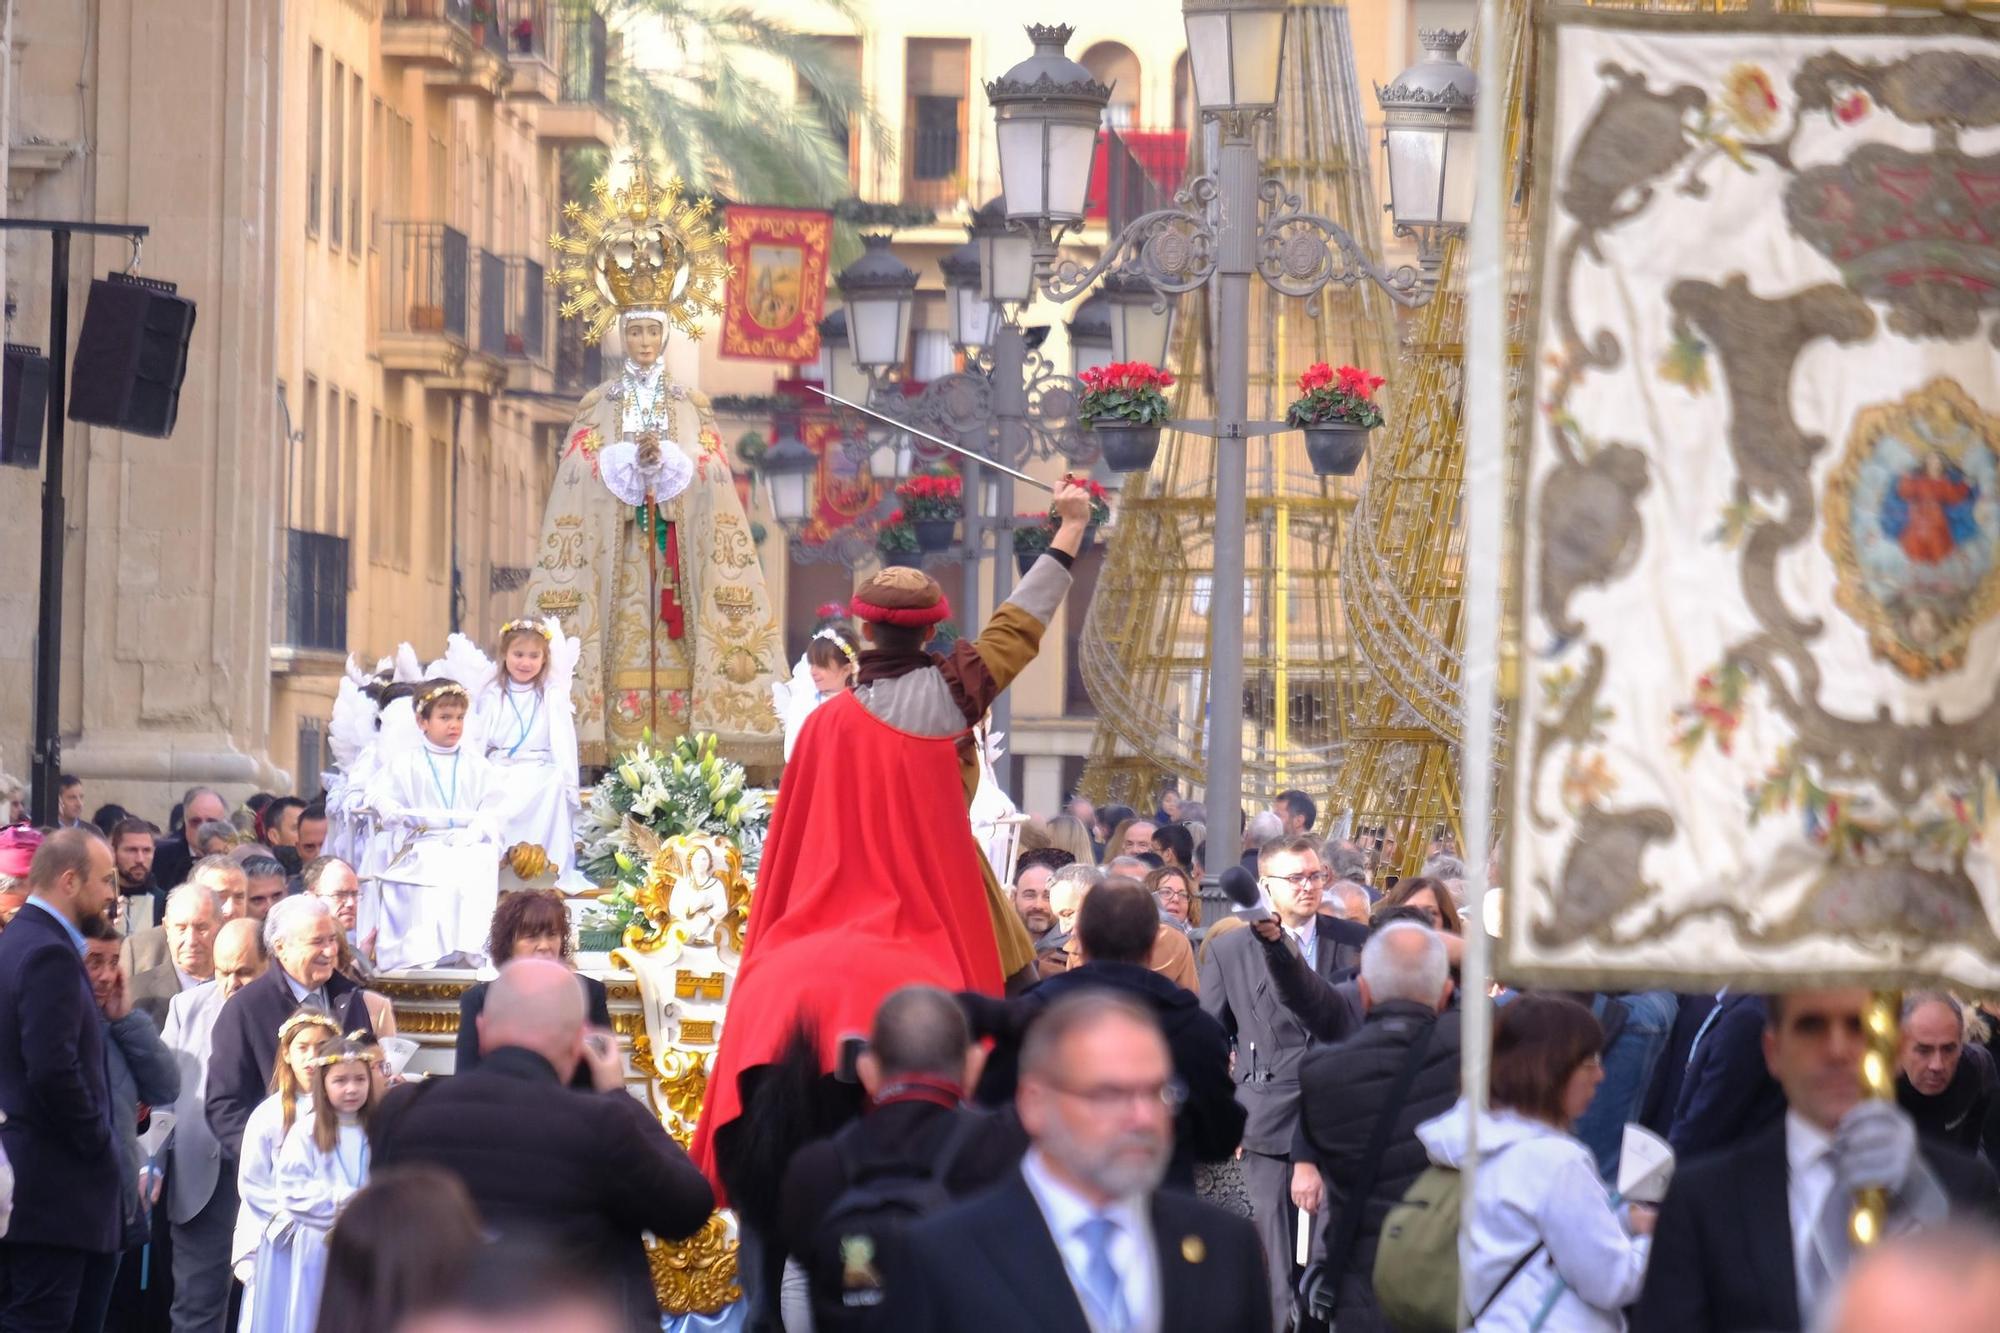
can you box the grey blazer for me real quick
[161,980,228,1224]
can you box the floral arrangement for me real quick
[576,732,770,935]
[893,468,963,520]
[1287,363,1387,430]
[875,510,920,554]
[1012,516,1055,555]
[1078,362,1175,427]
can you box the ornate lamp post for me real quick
[1377,29,1479,290]
[987,15,1472,871]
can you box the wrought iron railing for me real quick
[504,257,546,362]
[380,222,469,340]
[555,7,608,104]
[384,0,471,24]
[501,0,552,57]
[477,248,508,357]
[1086,128,1189,232]
[555,314,603,395]
[283,529,350,652]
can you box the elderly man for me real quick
[898,991,1269,1332]
[159,917,266,1333]
[1293,922,1460,1332]
[186,854,248,924]
[1241,808,1285,873]
[238,855,288,923]
[1117,819,1158,860]
[301,855,360,937]
[126,884,221,1030]
[1895,992,1996,1157]
[0,827,122,1327]
[204,895,375,1163]
[372,958,713,1328]
[1323,878,1371,924]
[1822,1222,2000,1333]
[154,788,228,891]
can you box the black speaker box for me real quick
[2,343,49,468]
[67,272,197,438]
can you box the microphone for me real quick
[1219,865,1262,908]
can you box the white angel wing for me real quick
[541,617,581,697]
[981,729,1008,767]
[777,655,820,762]
[373,699,421,771]
[328,676,377,770]
[392,643,424,683]
[427,633,496,755]
[343,654,370,687]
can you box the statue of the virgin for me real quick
[525,171,784,768]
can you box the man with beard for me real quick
[1010,855,1065,948]
[1897,992,1997,1157]
[258,797,306,877]
[109,817,164,934]
[895,991,1269,1332]
[0,827,123,1325]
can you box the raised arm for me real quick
[938,481,1093,718]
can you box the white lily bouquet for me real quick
[576,732,770,938]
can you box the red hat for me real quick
[850,567,951,627]
[0,824,42,879]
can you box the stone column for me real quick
[49,0,288,814]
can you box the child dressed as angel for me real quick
[360,680,502,970]
[460,617,586,887]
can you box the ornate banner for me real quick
[1504,10,2000,991]
[719,206,832,362]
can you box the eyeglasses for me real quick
[1267,869,1329,889]
[1044,1078,1187,1114]
[321,891,361,905]
[1154,887,1191,903]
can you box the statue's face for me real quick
[625,319,665,368]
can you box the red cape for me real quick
[688,690,1003,1195]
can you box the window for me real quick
[330,60,346,249]
[1080,42,1141,130]
[370,411,388,564]
[324,382,342,534]
[371,98,385,245]
[903,38,968,207]
[344,393,360,550]
[299,376,320,527]
[797,36,862,190]
[307,45,324,236]
[429,435,450,576]
[397,422,415,568]
[348,71,364,253]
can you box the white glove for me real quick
[1833,1100,1918,1193]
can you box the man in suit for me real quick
[161,917,266,1333]
[371,958,714,1328]
[1199,833,1366,1331]
[205,894,375,1162]
[1633,988,2000,1333]
[128,883,221,1030]
[1636,992,1715,1136]
[124,857,248,987]
[54,775,88,830]
[152,787,229,897]
[0,827,123,1328]
[1665,988,1786,1160]
[898,989,1270,1333]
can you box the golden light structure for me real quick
[1077,2,1396,811]
[548,166,734,345]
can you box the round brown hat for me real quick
[850,566,951,626]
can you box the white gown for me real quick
[472,679,586,888]
[251,1119,368,1333]
[361,740,501,971]
[234,1092,309,1324]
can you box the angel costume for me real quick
[234,1091,310,1326]
[360,731,500,971]
[523,319,785,769]
[255,1118,368,1333]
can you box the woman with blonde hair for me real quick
[1044,814,1095,866]
[1145,863,1202,931]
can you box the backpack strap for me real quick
[1469,1236,1548,1326]
[1305,1015,1438,1319]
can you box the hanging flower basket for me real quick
[1013,515,1053,574]
[894,468,963,552]
[1287,362,1386,477]
[912,519,957,552]
[877,511,922,568]
[1079,362,1174,474]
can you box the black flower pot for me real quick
[1303,423,1374,476]
[879,548,921,569]
[912,518,958,552]
[1089,421,1162,473]
[1015,549,1043,576]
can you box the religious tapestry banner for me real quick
[1503,10,2000,992]
[720,207,833,363]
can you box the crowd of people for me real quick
[5,777,2000,1333]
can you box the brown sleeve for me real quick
[937,600,1049,727]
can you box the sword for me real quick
[805,386,1056,494]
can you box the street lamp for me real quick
[819,309,870,407]
[971,196,1037,307]
[1377,29,1478,284]
[761,410,819,529]
[985,29,1109,229]
[940,236,992,355]
[1182,0,1288,113]
[835,232,918,372]
[1105,270,1175,368]
[1067,290,1114,378]
[821,307,909,481]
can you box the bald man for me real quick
[1825,1223,2000,1333]
[371,960,713,1328]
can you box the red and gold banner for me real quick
[720,207,833,363]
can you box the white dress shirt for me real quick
[1021,1149,1160,1333]
[174,965,202,993]
[1289,917,1319,972]
[1786,1111,1839,1310]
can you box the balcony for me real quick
[555,314,604,397]
[280,529,350,658]
[382,0,507,96]
[534,8,616,149]
[379,221,470,380]
[500,0,559,102]
[902,100,963,212]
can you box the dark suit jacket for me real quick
[1667,993,1785,1160]
[1632,1118,2000,1333]
[897,1170,1271,1333]
[455,973,612,1090]
[151,834,197,897]
[371,1045,714,1326]
[1637,992,1714,1135]
[0,902,121,1252]
[204,964,376,1160]
[1199,914,1365,1155]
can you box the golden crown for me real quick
[548,163,734,346]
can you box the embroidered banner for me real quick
[719,207,833,363]
[1503,11,2000,991]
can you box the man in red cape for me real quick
[689,483,1092,1200]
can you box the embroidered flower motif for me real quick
[1721,64,1780,135]
[1833,91,1870,126]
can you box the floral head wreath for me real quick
[277,1010,341,1049]
[500,618,555,642]
[307,1034,383,1069]
[811,625,858,665]
[418,682,471,708]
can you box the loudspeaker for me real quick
[67,272,197,439]
[1,343,50,469]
